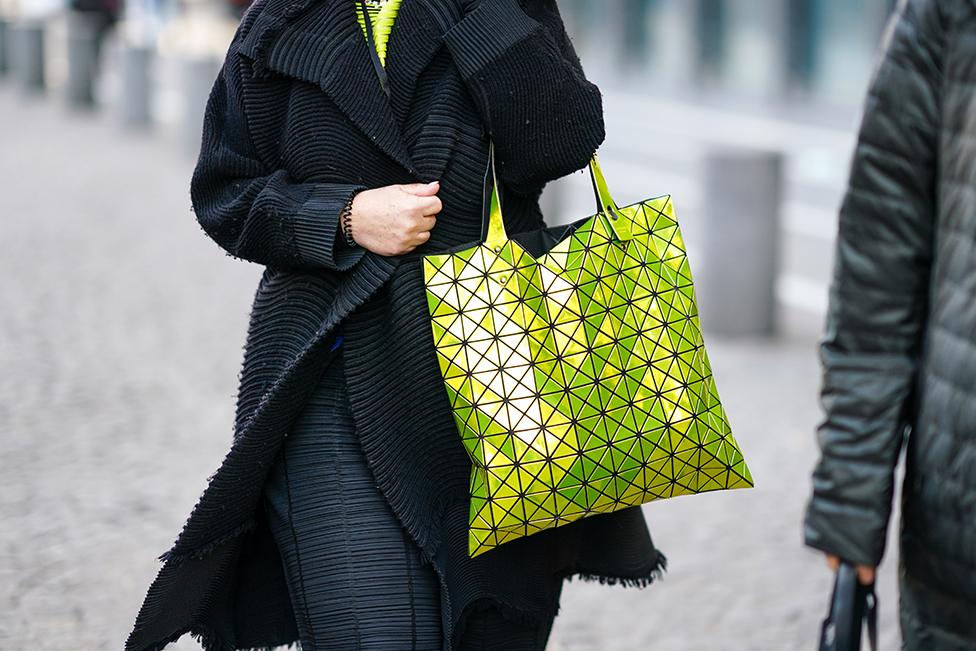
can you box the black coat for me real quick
[803,0,976,647]
[126,0,665,649]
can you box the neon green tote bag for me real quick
[422,143,754,558]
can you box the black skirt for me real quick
[262,348,561,650]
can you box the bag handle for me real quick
[482,141,628,248]
[358,0,391,96]
[818,562,878,651]
[588,150,620,223]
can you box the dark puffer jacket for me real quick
[803,0,976,648]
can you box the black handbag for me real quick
[818,562,878,651]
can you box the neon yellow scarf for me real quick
[355,0,403,68]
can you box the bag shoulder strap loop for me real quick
[358,0,390,97]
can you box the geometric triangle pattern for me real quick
[422,189,754,558]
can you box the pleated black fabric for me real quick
[457,602,558,651]
[262,350,443,650]
[126,1,666,649]
[262,348,559,650]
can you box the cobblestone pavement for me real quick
[0,86,901,650]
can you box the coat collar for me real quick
[238,0,461,179]
[385,0,461,125]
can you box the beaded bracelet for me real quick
[340,192,359,248]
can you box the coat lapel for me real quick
[383,0,456,125]
[239,0,418,176]
[385,0,473,180]
[238,0,466,181]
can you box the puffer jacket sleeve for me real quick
[190,26,369,272]
[436,0,604,195]
[803,0,944,568]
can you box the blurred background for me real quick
[0,0,903,649]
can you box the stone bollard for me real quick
[118,43,153,127]
[0,18,9,76]
[694,0,725,84]
[695,148,784,337]
[620,0,652,76]
[66,11,101,107]
[13,19,45,93]
[786,0,816,92]
[181,54,220,155]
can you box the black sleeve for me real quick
[803,0,943,567]
[440,0,605,195]
[190,33,368,272]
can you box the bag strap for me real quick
[588,152,619,222]
[863,580,878,651]
[819,562,879,651]
[358,0,390,97]
[483,141,507,246]
[480,144,629,247]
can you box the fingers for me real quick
[396,185,442,217]
[391,210,436,253]
[390,225,431,254]
[388,181,442,214]
[410,193,442,216]
[401,214,436,240]
[410,229,432,247]
[857,565,876,585]
[825,554,876,585]
[400,180,440,196]
[364,183,440,255]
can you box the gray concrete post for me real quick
[561,0,618,80]
[13,20,45,93]
[598,0,627,77]
[66,11,101,107]
[695,148,784,337]
[640,0,689,85]
[181,54,220,155]
[118,43,153,128]
[714,0,791,99]
[693,0,725,85]
[786,0,816,93]
[620,0,653,77]
[0,19,9,76]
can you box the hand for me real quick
[347,181,441,256]
[826,554,876,585]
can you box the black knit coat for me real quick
[126,0,665,649]
[803,0,976,647]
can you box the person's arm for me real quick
[435,0,604,196]
[190,32,368,272]
[803,0,944,569]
